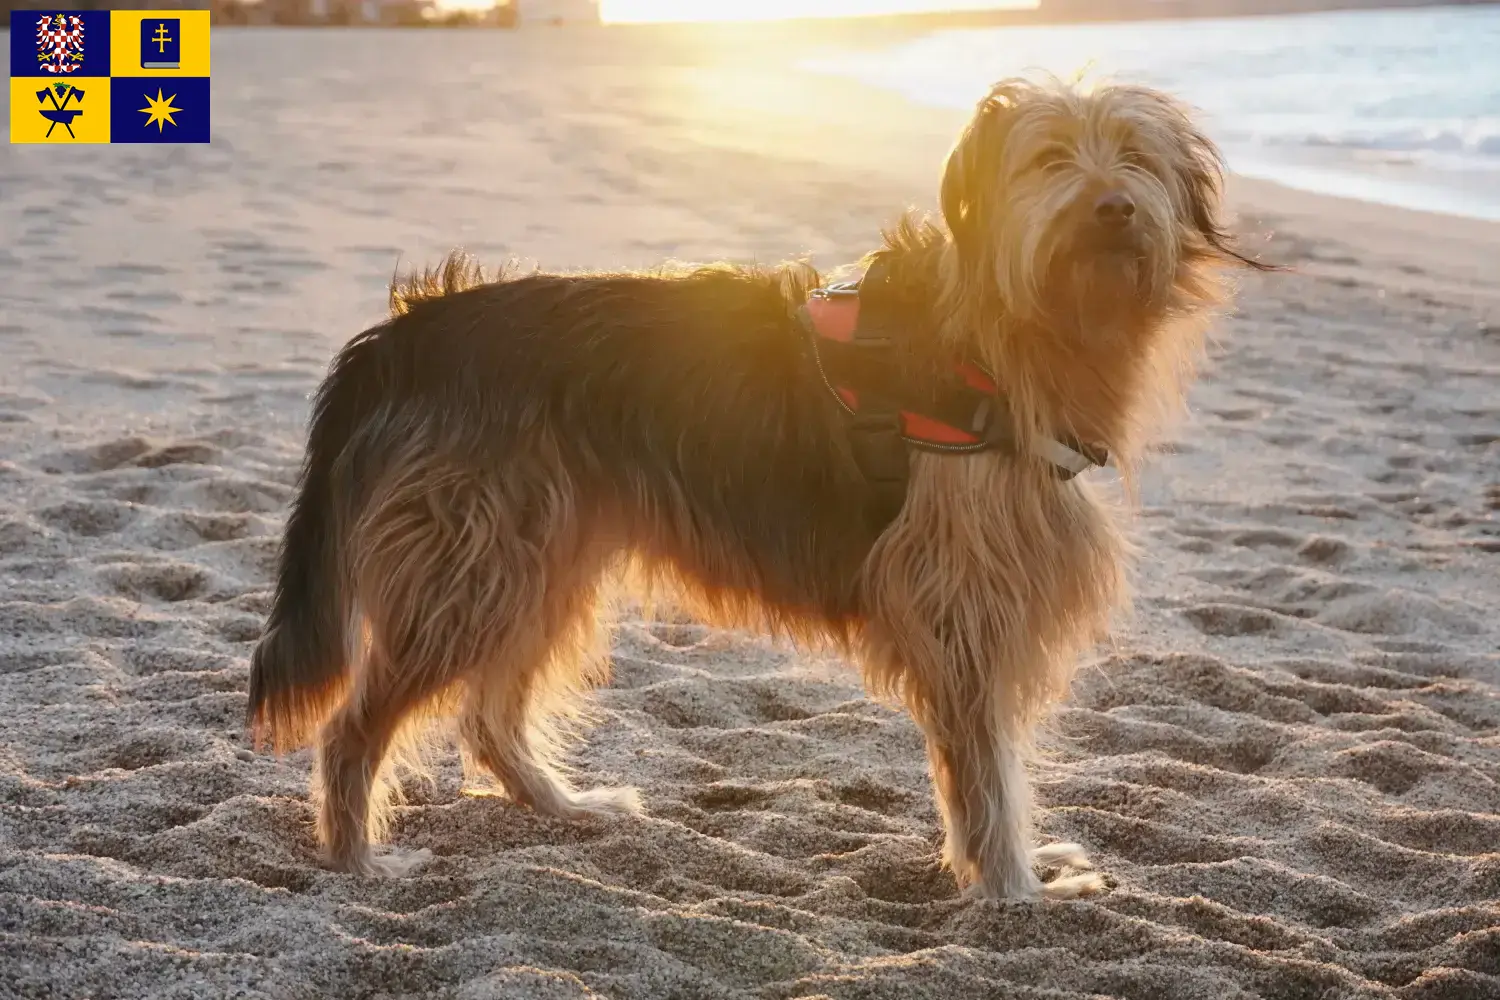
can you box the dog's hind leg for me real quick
[316,458,587,875]
[313,465,502,876]
[314,633,451,876]
[457,564,642,821]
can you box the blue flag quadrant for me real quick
[10,10,112,78]
[109,75,209,143]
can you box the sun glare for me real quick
[599,0,1033,24]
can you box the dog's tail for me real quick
[247,327,388,752]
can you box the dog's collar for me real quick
[799,276,1108,481]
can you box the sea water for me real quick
[803,6,1500,221]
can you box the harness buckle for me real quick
[810,282,861,300]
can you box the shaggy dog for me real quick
[247,76,1271,899]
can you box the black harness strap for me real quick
[834,262,911,528]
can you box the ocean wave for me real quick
[802,7,1500,220]
[1244,124,1500,163]
[802,7,1500,177]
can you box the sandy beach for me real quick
[1,22,1497,1000]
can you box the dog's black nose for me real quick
[1094,191,1136,228]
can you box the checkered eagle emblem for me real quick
[35,13,86,75]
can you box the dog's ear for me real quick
[1172,115,1282,273]
[940,83,1019,264]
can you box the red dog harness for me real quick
[798,268,1107,524]
[802,285,1001,452]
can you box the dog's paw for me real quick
[336,846,432,878]
[1032,841,1092,870]
[1040,871,1107,900]
[571,785,644,817]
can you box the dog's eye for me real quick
[1028,147,1069,173]
[1121,148,1155,171]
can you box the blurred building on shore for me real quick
[515,0,598,24]
[211,0,444,25]
[202,0,576,26]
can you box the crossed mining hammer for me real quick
[36,83,85,138]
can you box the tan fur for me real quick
[251,75,1263,896]
[857,77,1241,897]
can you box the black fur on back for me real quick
[376,254,885,615]
[246,238,951,742]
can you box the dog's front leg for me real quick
[923,705,1037,898]
[920,684,1105,902]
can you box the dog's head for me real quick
[941,76,1270,327]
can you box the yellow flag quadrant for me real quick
[109,10,211,78]
[10,77,112,144]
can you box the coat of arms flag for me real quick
[10,9,211,144]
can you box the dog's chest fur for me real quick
[860,446,1128,723]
